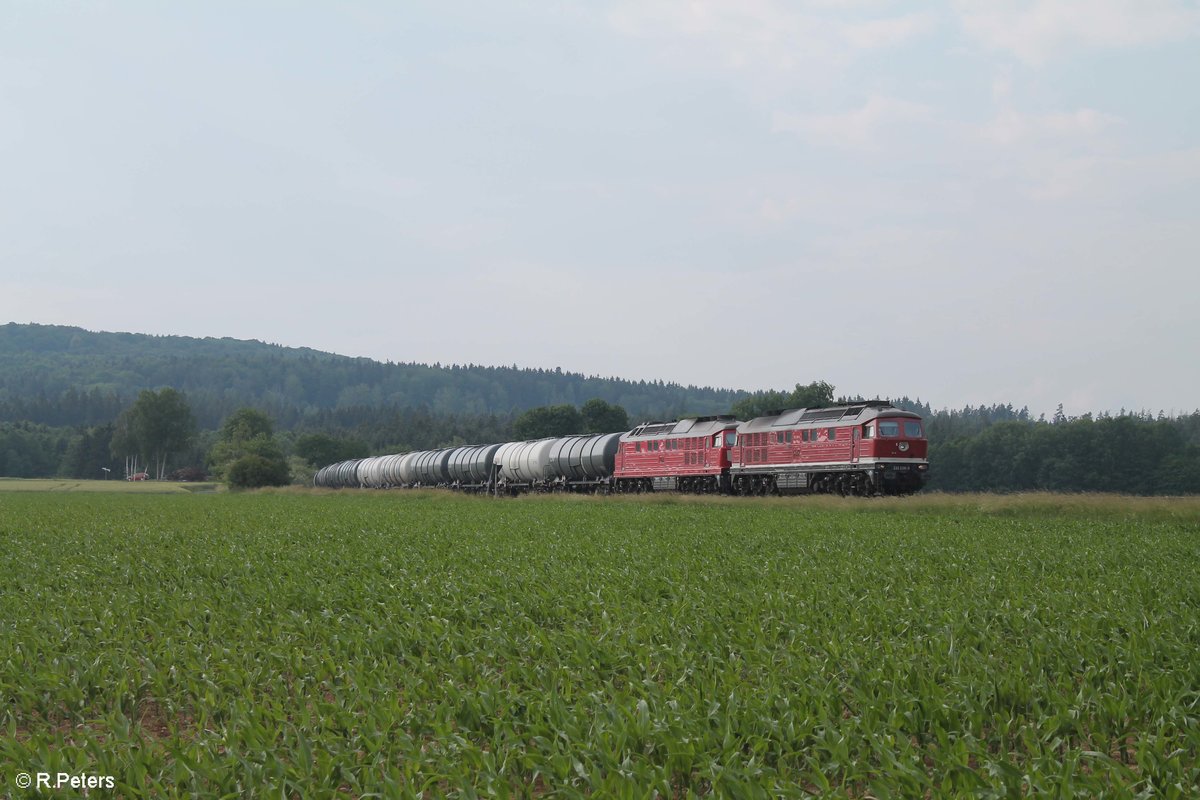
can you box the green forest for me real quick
[0,323,743,426]
[2,323,1198,493]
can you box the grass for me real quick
[0,478,222,494]
[1,491,1197,797]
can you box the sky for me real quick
[2,1,1198,416]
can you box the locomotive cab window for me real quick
[879,421,900,437]
[723,432,736,447]
[864,424,874,439]
[904,421,924,438]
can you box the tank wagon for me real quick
[313,402,928,496]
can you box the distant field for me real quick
[0,478,221,494]
[2,491,1197,797]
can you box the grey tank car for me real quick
[313,432,622,495]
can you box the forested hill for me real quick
[0,323,748,428]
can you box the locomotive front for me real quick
[857,407,929,494]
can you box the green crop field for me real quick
[2,491,1198,798]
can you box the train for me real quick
[313,401,929,497]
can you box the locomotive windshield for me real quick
[725,432,736,446]
[879,420,924,438]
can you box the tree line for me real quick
[3,382,1198,494]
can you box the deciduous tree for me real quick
[111,389,197,480]
[209,408,290,483]
[580,398,629,434]
[514,404,583,439]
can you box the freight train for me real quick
[313,401,929,496]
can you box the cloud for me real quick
[772,95,932,149]
[608,0,936,77]
[954,0,1200,64]
[980,106,1123,147]
[1030,145,1200,200]
[843,12,939,50]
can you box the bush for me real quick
[167,466,209,482]
[227,455,290,489]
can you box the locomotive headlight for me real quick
[898,442,910,452]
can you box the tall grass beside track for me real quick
[1,491,1198,797]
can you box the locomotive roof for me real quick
[737,402,921,433]
[622,415,737,440]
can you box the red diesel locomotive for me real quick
[613,415,740,494]
[614,401,928,496]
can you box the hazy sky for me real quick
[3,1,1198,416]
